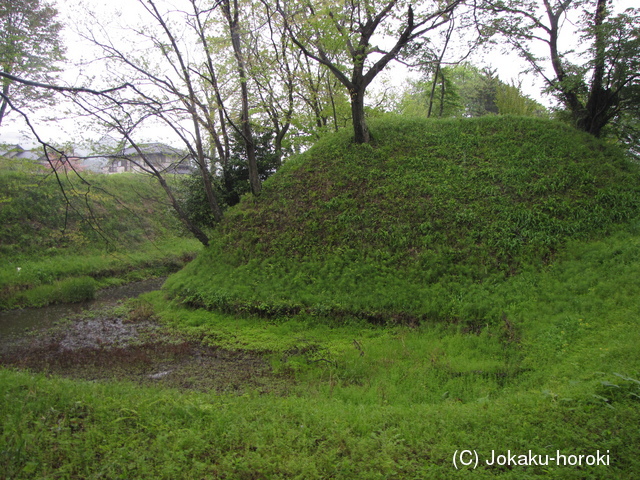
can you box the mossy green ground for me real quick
[2,117,640,478]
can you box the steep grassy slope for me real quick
[165,116,640,323]
[0,161,200,308]
[0,162,181,258]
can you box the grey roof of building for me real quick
[0,145,42,161]
[122,143,184,156]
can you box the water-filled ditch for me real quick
[0,278,291,394]
[0,277,166,339]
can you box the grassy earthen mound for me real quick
[165,115,640,323]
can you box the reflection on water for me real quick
[0,277,165,339]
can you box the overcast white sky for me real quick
[0,0,635,148]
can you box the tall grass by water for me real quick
[2,226,640,478]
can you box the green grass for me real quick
[0,163,182,257]
[2,117,640,478]
[165,115,640,323]
[0,237,200,309]
[154,222,640,406]
[0,161,202,308]
[2,225,640,478]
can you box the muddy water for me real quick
[0,277,292,394]
[0,277,165,339]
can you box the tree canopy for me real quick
[279,0,465,143]
[486,0,640,139]
[0,0,65,126]
[399,64,548,118]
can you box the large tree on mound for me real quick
[486,0,640,138]
[279,0,465,144]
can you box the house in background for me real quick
[1,142,194,175]
[109,143,194,174]
[0,144,85,172]
[0,145,41,162]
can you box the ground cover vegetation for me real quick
[165,115,640,324]
[0,159,201,309]
[1,209,640,478]
[2,115,640,477]
[2,1,640,475]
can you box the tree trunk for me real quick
[0,82,10,126]
[236,61,261,196]
[439,73,446,117]
[546,0,612,138]
[327,78,339,132]
[224,0,261,195]
[580,0,610,138]
[242,105,261,195]
[427,64,440,118]
[274,123,290,167]
[350,88,369,144]
[428,18,454,118]
[197,151,224,222]
[157,174,210,246]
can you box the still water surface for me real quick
[0,277,165,339]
